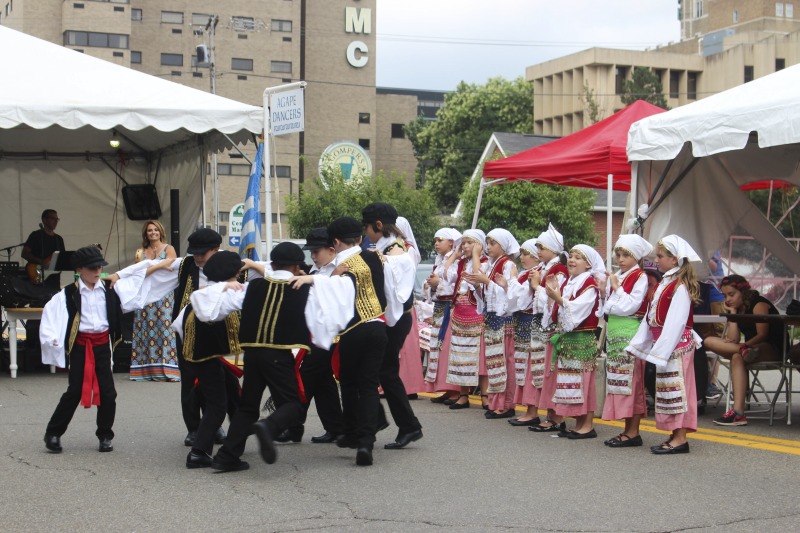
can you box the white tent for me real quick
[627,63,800,276]
[0,26,262,273]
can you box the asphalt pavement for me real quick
[2,371,800,533]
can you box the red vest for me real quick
[619,268,648,318]
[452,256,488,305]
[550,275,599,330]
[653,279,694,327]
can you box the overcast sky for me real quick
[376,0,682,91]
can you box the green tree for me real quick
[408,77,534,211]
[286,169,439,258]
[620,67,669,109]
[459,161,598,247]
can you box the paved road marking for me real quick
[420,393,800,456]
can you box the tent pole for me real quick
[201,140,207,228]
[472,179,486,229]
[607,174,613,270]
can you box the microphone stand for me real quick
[0,242,25,261]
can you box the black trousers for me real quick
[380,312,422,435]
[293,346,344,434]
[176,337,201,432]
[46,342,116,440]
[339,321,387,449]
[189,357,228,455]
[215,348,304,463]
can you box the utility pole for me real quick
[206,15,220,231]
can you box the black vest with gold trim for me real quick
[239,276,311,351]
[181,303,241,363]
[63,279,122,354]
[341,250,386,334]
[173,256,201,321]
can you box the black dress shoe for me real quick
[186,450,213,469]
[566,429,597,440]
[407,393,418,400]
[508,417,541,427]
[607,434,643,448]
[214,427,226,445]
[336,435,359,449]
[44,434,62,453]
[651,441,690,455]
[384,429,423,449]
[529,420,566,432]
[356,447,373,466]
[449,399,470,410]
[430,393,451,404]
[98,438,114,452]
[184,431,198,447]
[211,458,250,472]
[275,426,304,443]
[252,420,277,464]
[311,431,341,444]
[484,409,515,419]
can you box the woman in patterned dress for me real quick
[129,220,180,381]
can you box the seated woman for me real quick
[703,275,783,426]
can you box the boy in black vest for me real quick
[190,243,312,472]
[172,250,243,468]
[41,246,121,453]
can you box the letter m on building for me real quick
[345,7,371,34]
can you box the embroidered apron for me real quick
[424,300,452,383]
[604,315,642,395]
[512,311,533,386]
[446,294,483,387]
[484,311,512,393]
[652,326,693,415]
[550,329,597,404]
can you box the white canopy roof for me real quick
[0,25,263,154]
[625,63,800,278]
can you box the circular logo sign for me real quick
[318,141,372,187]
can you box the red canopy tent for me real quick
[480,100,666,266]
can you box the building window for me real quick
[113,51,124,57]
[64,31,129,49]
[217,163,251,176]
[218,212,230,222]
[358,112,370,124]
[271,61,292,73]
[161,53,183,66]
[231,58,253,71]
[193,72,203,78]
[271,19,292,32]
[192,13,212,26]
[695,1,703,17]
[73,3,84,8]
[274,165,291,178]
[687,72,698,100]
[172,28,182,34]
[733,9,738,23]
[744,65,754,83]
[232,16,255,31]
[614,66,628,95]
[776,58,786,71]
[358,138,370,150]
[161,11,183,24]
[283,37,292,42]
[238,34,248,40]
[777,2,785,17]
[787,4,795,17]
[237,75,248,80]
[131,50,141,64]
[132,8,142,21]
[669,71,680,98]
[391,123,405,139]
[113,6,124,12]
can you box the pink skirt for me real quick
[655,348,698,433]
[553,369,597,417]
[602,358,647,420]
[513,357,542,407]
[424,325,459,393]
[398,308,426,394]
[488,333,516,411]
[538,344,557,411]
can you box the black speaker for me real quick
[122,184,162,221]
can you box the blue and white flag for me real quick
[238,143,264,261]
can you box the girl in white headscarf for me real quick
[600,235,654,448]
[466,228,519,418]
[626,235,701,454]
[425,228,462,402]
[444,229,488,409]
[541,244,604,439]
[529,224,570,433]
[493,238,545,426]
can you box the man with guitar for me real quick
[21,209,65,289]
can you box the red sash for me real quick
[75,331,109,408]
[294,349,309,404]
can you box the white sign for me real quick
[270,88,304,136]
[229,203,245,237]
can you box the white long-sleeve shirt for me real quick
[474,256,515,316]
[433,251,458,300]
[625,267,701,368]
[542,271,598,333]
[534,258,567,319]
[601,266,648,318]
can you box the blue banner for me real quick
[238,143,263,261]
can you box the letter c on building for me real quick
[346,41,369,68]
